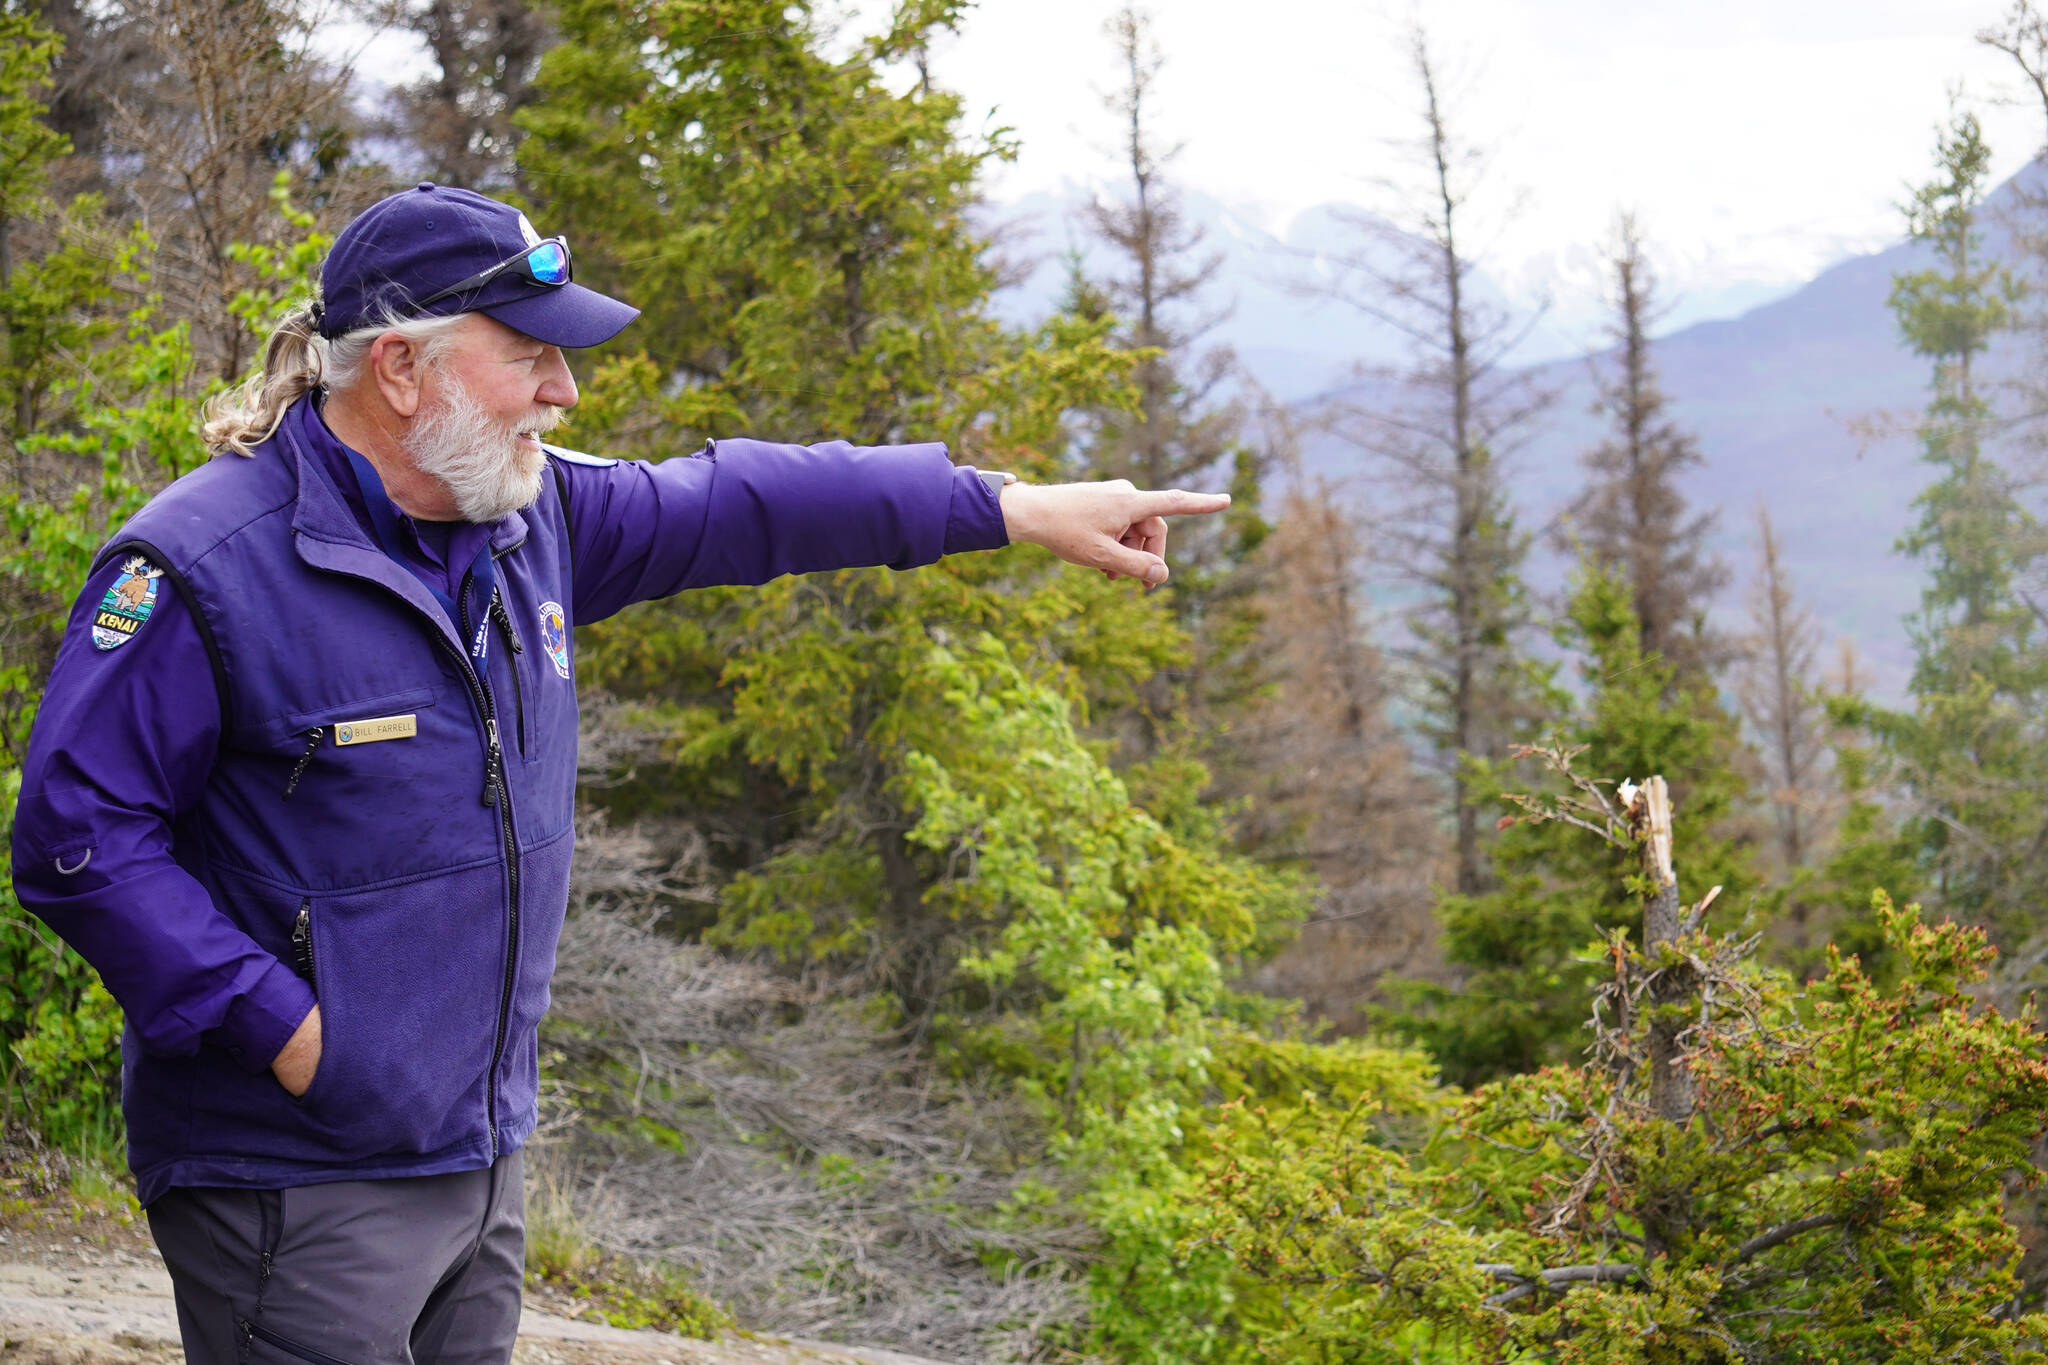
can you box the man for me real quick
[10,184,1227,1364]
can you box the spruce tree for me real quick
[1395,557,1753,1086]
[1309,25,1548,896]
[1233,434,1445,1024]
[519,0,1294,1027]
[1874,106,2048,948]
[1574,212,1726,687]
[1071,4,1268,771]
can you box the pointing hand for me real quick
[997,479,1232,586]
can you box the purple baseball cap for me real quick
[317,183,638,348]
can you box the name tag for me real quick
[334,714,418,746]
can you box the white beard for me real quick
[403,374,563,523]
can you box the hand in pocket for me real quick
[272,1004,323,1097]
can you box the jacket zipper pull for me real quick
[291,900,315,985]
[283,727,325,799]
[482,718,503,806]
[491,590,524,654]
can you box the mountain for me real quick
[981,178,2048,698]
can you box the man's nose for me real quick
[538,347,578,409]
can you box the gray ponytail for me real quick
[201,302,469,457]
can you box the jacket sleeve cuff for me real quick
[217,961,317,1074]
[943,466,1010,555]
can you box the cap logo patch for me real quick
[92,556,162,651]
[539,601,571,679]
[516,212,542,248]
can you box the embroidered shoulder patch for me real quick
[543,443,618,468]
[538,601,571,680]
[92,556,163,651]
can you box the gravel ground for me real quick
[0,1196,955,1365]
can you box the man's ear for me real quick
[368,332,428,419]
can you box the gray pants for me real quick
[145,1150,524,1365]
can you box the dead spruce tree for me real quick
[1573,211,1727,688]
[1307,24,1550,896]
[1237,430,1447,1025]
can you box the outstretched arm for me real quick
[553,440,1233,624]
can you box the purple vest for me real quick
[31,392,995,1202]
[103,409,585,1194]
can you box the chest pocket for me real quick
[265,685,444,802]
[216,677,507,888]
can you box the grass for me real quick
[0,1130,139,1227]
[65,1150,139,1221]
[524,1151,731,1338]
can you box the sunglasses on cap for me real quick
[410,237,573,315]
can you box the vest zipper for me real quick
[283,727,325,799]
[291,899,316,987]
[490,589,524,655]
[310,542,525,1161]
[459,566,521,1160]
[490,588,527,758]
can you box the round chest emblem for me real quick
[539,601,571,680]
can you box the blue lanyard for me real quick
[345,451,498,668]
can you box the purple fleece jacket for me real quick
[11,397,1006,1200]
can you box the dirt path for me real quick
[0,1202,950,1365]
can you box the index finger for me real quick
[1132,489,1231,519]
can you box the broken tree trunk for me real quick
[1630,775,1693,1125]
[1626,775,1698,1264]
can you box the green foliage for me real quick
[521,0,1288,1028]
[1776,695,1923,979]
[0,769,123,1157]
[1395,558,1756,1086]
[1193,884,2048,1363]
[521,0,1009,443]
[0,17,262,1155]
[0,12,103,466]
[0,280,212,1157]
[727,632,1324,1362]
[1110,1037,1455,1365]
[907,639,1304,1135]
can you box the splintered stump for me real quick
[1629,776,1694,1126]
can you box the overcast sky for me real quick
[344,0,2047,322]
[899,0,2047,313]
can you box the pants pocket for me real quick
[242,1317,358,1365]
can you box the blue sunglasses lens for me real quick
[528,242,569,285]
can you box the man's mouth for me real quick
[515,410,562,450]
